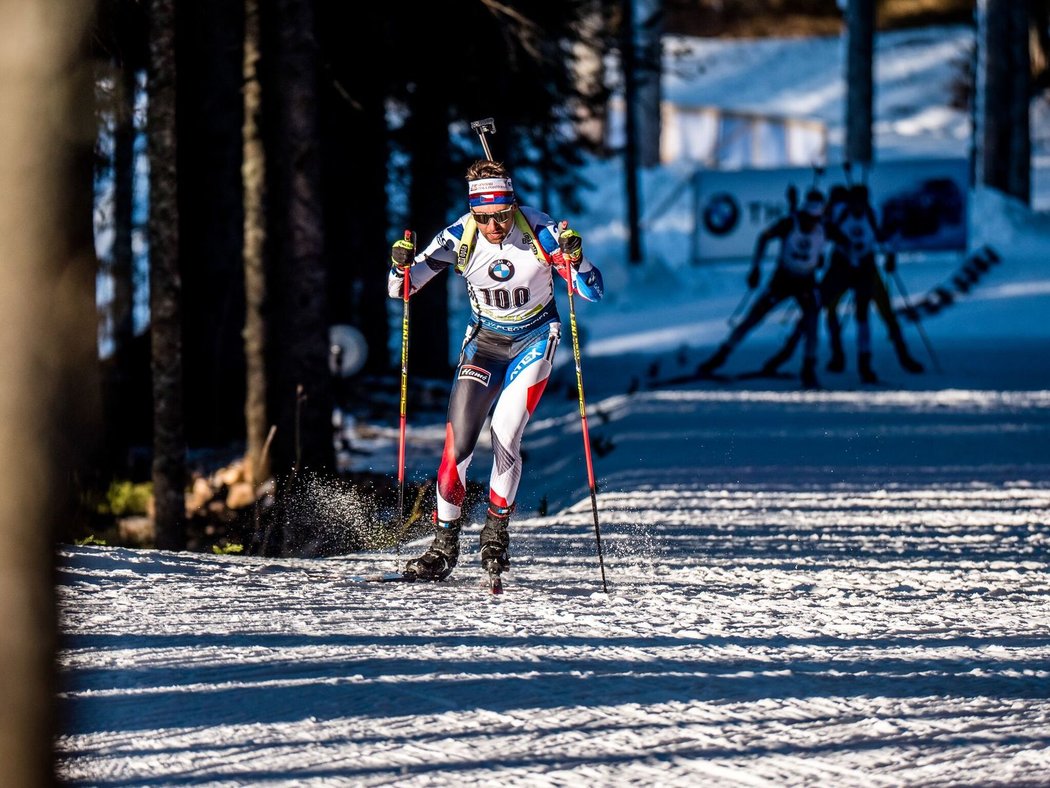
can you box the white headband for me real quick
[468,177,513,195]
[468,177,516,207]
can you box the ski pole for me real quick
[891,268,942,373]
[396,229,414,563]
[559,220,608,593]
[727,288,753,327]
[838,290,854,332]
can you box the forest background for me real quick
[87,0,1005,553]
[0,2,1044,781]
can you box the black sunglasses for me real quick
[472,207,514,225]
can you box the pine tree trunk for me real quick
[0,1,97,783]
[1007,1,1030,204]
[977,0,1031,204]
[845,0,875,168]
[636,0,664,168]
[269,0,334,475]
[621,0,644,263]
[242,0,269,485]
[177,1,248,447]
[316,2,390,375]
[147,0,187,550]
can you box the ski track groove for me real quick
[56,480,1050,785]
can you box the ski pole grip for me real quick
[555,220,569,269]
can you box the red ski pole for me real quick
[559,221,608,593]
[396,230,414,562]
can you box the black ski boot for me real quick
[404,517,461,581]
[480,505,512,594]
[825,327,846,372]
[800,357,820,390]
[696,344,730,377]
[480,505,512,574]
[858,352,879,384]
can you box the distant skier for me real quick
[388,159,604,583]
[824,184,924,379]
[696,187,829,389]
[758,182,924,382]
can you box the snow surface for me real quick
[58,27,1050,786]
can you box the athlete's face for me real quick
[472,204,516,243]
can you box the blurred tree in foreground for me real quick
[0,0,99,782]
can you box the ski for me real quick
[343,570,505,593]
[344,571,418,584]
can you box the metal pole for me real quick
[621,0,644,263]
[559,221,609,593]
[727,289,753,327]
[396,230,414,563]
[891,269,942,373]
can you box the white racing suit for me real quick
[387,206,603,522]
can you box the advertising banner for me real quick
[691,159,969,263]
[606,99,827,168]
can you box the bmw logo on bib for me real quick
[489,259,514,282]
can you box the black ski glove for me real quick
[558,227,583,269]
[390,238,414,269]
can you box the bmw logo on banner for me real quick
[489,260,514,281]
[703,192,740,236]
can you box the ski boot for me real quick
[404,516,461,581]
[858,352,879,384]
[696,343,730,377]
[800,357,820,390]
[480,505,512,594]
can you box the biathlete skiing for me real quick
[696,187,831,389]
[387,158,604,586]
[758,182,924,383]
